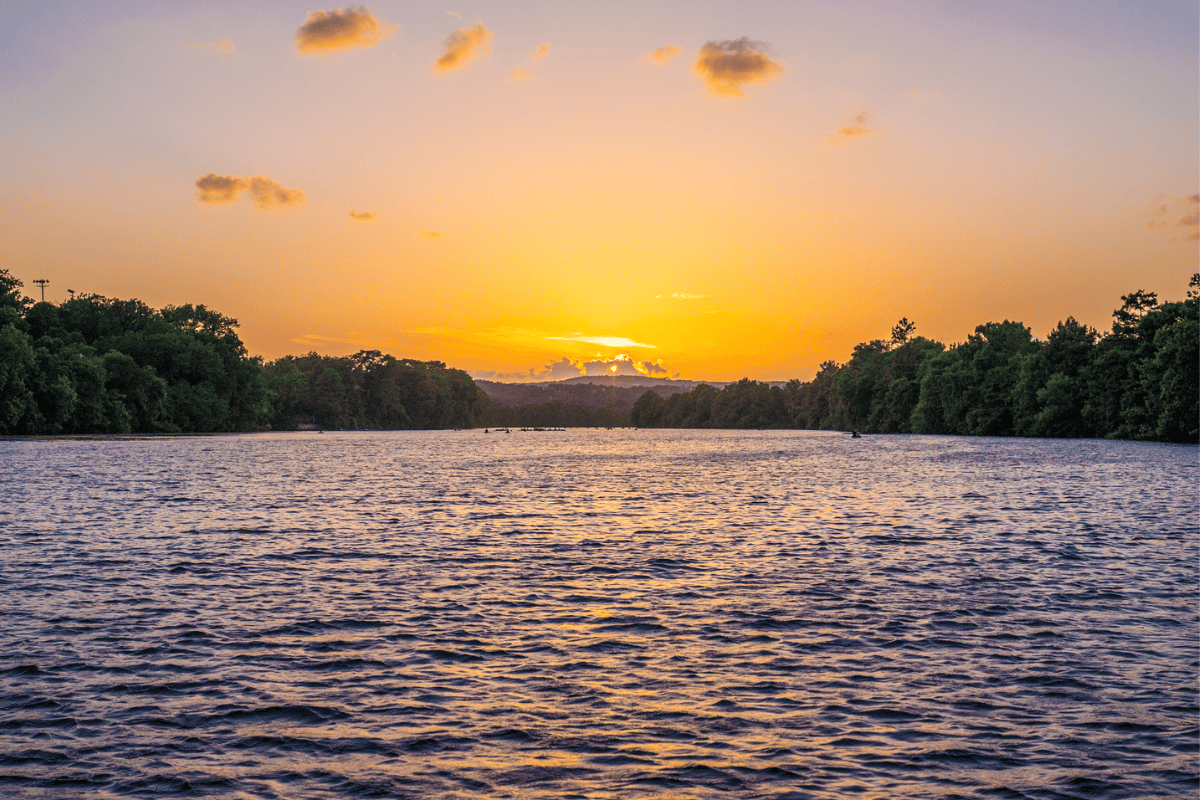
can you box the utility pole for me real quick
[32,279,49,302]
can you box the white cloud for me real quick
[546,334,656,349]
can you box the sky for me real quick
[1,0,1196,382]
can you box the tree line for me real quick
[0,270,487,434]
[474,380,670,428]
[632,277,1198,443]
[2,268,1194,440]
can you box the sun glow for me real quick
[0,2,1193,383]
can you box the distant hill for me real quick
[556,375,728,390]
[473,375,792,427]
[555,375,791,390]
[475,375,793,410]
[475,379,682,411]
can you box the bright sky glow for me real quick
[1,0,1195,381]
[547,336,658,349]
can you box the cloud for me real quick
[420,230,444,238]
[532,357,584,380]
[1147,193,1199,239]
[510,42,549,81]
[348,210,376,221]
[827,111,878,145]
[474,356,583,382]
[446,10,462,20]
[1182,197,1199,240]
[655,292,704,299]
[693,37,783,97]
[195,174,305,209]
[546,334,656,349]
[643,45,681,65]
[189,38,234,53]
[295,6,396,55]
[579,354,667,377]
[195,173,246,204]
[475,353,674,382]
[245,176,305,208]
[434,22,493,71]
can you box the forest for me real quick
[474,380,682,429]
[632,276,1199,443]
[1,268,1195,441]
[0,269,487,434]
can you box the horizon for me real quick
[2,1,1196,383]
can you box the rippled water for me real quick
[1,430,1196,799]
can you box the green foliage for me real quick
[0,270,268,434]
[262,350,487,430]
[0,270,31,317]
[0,323,38,430]
[2,267,1194,442]
[635,294,1197,443]
[630,389,666,427]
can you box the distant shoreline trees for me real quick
[1,268,1195,441]
[631,275,1199,443]
[0,270,486,434]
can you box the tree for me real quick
[0,324,37,432]
[890,317,916,348]
[631,389,666,427]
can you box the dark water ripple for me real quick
[0,431,1196,798]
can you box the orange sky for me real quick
[1,1,1196,381]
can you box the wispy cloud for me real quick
[289,332,377,349]
[195,174,305,209]
[642,45,681,65]
[295,6,396,55]
[434,22,493,72]
[473,356,581,382]
[245,176,305,208]
[693,37,783,97]
[348,210,376,221]
[188,38,234,53]
[656,292,704,300]
[827,111,877,145]
[420,230,444,238]
[509,42,549,81]
[546,335,656,349]
[1147,193,1199,240]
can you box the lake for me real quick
[1,430,1196,798]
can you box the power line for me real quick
[31,279,49,303]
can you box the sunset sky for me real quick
[2,0,1196,382]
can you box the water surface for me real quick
[1,431,1196,798]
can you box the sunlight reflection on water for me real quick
[0,430,1196,798]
